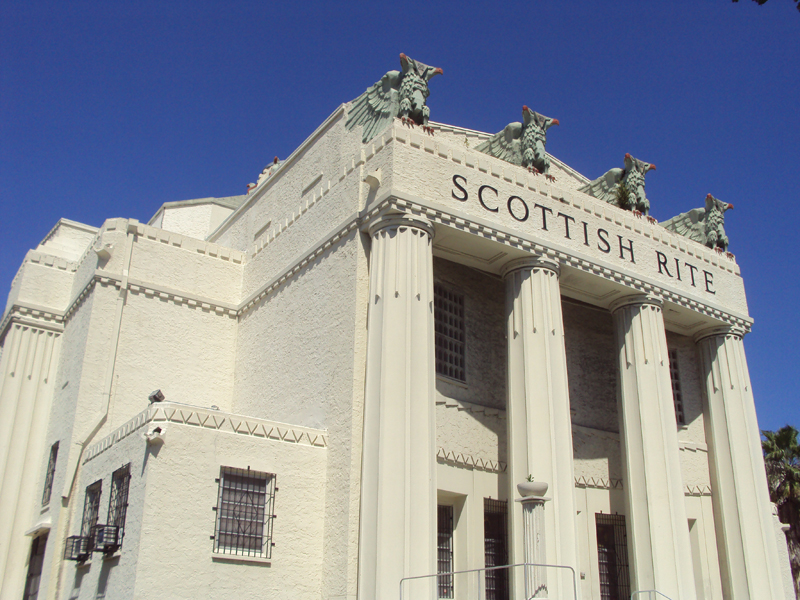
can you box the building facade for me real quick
[0,92,794,600]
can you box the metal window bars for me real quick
[595,513,631,600]
[41,442,58,506]
[212,467,276,558]
[437,505,454,598]
[483,499,509,600]
[80,481,102,540]
[434,283,466,382]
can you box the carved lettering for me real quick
[704,270,715,294]
[686,263,698,287]
[618,237,635,263]
[534,203,553,230]
[674,258,682,281]
[452,174,468,201]
[582,222,590,247]
[597,228,611,254]
[478,185,499,212]
[657,251,672,277]
[558,212,575,239]
[507,196,529,222]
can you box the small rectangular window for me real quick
[484,499,509,600]
[595,513,631,600]
[213,467,276,559]
[434,283,466,382]
[81,481,102,540]
[668,349,685,425]
[437,505,454,599]
[41,442,58,506]
[107,464,131,533]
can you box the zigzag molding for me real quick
[437,447,506,473]
[84,402,328,464]
[575,476,624,490]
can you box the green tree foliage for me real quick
[732,0,800,13]
[762,425,800,597]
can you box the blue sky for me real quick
[1,1,798,431]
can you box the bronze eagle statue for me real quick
[579,153,656,217]
[475,106,559,180]
[345,53,443,144]
[661,194,734,253]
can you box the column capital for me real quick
[501,256,560,279]
[366,213,434,238]
[694,324,746,345]
[609,292,662,314]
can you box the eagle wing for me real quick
[345,70,403,144]
[661,208,707,245]
[475,122,524,166]
[578,168,625,204]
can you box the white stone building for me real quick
[0,99,793,600]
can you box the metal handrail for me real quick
[631,591,675,600]
[399,561,578,600]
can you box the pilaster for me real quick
[503,256,579,600]
[358,214,437,600]
[610,294,696,599]
[695,327,784,599]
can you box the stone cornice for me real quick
[84,402,328,464]
[364,196,750,331]
[0,305,64,342]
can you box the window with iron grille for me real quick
[434,283,466,382]
[668,349,685,425]
[437,505,454,599]
[484,498,509,600]
[107,464,131,534]
[81,481,102,540]
[213,467,276,558]
[23,533,47,600]
[595,514,631,600]
[41,442,58,506]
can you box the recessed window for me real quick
[23,533,47,600]
[434,284,466,382]
[437,505,454,598]
[213,467,277,559]
[81,481,102,539]
[41,442,58,506]
[484,499,509,600]
[668,349,685,426]
[595,513,631,600]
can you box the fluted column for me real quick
[358,214,437,600]
[503,257,578,600]
[610,294,696,599]
[696,327,784,599]
[0,323,60,599]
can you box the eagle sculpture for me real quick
[661,194,734,253]
[345,53,443,144]
[475,106,559,181]
[579,153,656,217]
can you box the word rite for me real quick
[450,175,717,295]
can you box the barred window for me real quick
[41,442,58,506]
[484,498,509,600]
[595,513,631,600]
[213,467,276,559]
[437,505,454,599]
[434,284,466,382]
[668,349,685,425]
[107,464,131,534]
[81,481,102,539]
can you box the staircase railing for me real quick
[399,561,578,600]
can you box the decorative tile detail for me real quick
[436,447,507,473]
[83,402,328,464]
[575,476,624,490]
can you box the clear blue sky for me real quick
[1,1,798,431]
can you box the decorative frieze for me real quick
[436,448,506,473]
[83,402,328,464]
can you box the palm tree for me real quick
[763,425,800,597]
